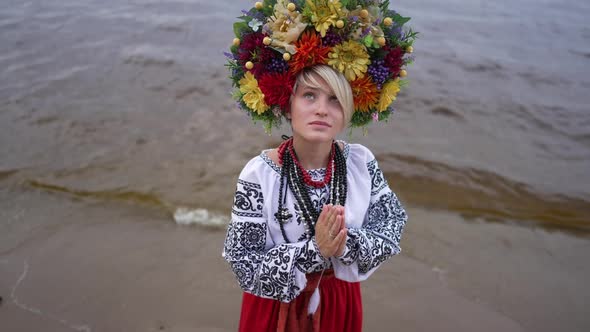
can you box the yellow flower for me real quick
[305,0,345,37]
[239,72,269,115]
[377,80,401,112]
[328,40,370,81]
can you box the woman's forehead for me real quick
[297,78,333,95]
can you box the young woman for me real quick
[223,2,416,330]
[222,65,408,332]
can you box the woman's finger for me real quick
[329,215,342,239]
[319,204,334,226]
[335,228,348,256]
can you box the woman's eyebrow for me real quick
[301,86,332,95]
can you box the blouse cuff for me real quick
[336,231,359,265]
[295,237,330,274]
[311,236,329,264]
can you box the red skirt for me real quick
[238,270,362,332]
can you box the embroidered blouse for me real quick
[222,142,408,303]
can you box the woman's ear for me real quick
[285,111,291,120]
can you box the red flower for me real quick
[258,72,295,111]
[239,32,275,77]
[384,46,404,77]
[351,76,379,112]
[290,30,330,74]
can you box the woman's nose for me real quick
[315,98,328,116]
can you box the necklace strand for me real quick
[274,137,347,242]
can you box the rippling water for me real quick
[1,0,589,232]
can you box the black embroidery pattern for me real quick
[232,179,264,218]
[337,159,407,273]
[357,191,407,274]
[293,183,329,225]
[224,219,327,301]
[367,159,387,196]
[337,233,360,265]
[223,221,266,290]
[224,219,302,301]
[295,239,330,274]
[257,245,301,302]
[223,222,266,263]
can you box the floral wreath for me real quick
[225,0,418,132]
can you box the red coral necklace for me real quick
[277,138,334,188]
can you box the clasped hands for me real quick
[315,204,347,259]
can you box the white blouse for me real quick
[222,142,408,303]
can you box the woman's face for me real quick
[288,74,345,144]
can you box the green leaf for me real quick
[363,35,373,47]
[233,21,250,37]
[392,13,411,26]
[262,0,277,16]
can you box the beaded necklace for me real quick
[274,137,348,243]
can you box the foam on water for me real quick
[173,207,228,228]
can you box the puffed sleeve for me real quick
[222,158,330,302]
[334,147,408,281]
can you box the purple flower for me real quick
[268,57,289,73]
[224,52,237,60]
[384,25,402,39]
[361,27,372,38]
[404,55,415,64]
[367,59,388,89]
[241,8,266,22]
[322,29,343,47]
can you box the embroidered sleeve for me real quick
[337,158,408,277]
[223,176,328,303]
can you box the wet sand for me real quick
[1,187,588,332]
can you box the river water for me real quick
[1,0,589,233]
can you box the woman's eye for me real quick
[303,92,315,100]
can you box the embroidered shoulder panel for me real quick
[223,221,266,263]
[367,159,387,196]
[232,179,264,218]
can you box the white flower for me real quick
[248,18,263,32]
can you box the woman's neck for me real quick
[291,136,333,170]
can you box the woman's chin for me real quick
[296,130,338,144]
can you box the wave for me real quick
[14,158,590,236]
[23,179,228,230]
[377,153,590,235]
[173,207,227,229]
[26,180,168,209]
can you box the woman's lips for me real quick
[309,121,331,127]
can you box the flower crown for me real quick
[226,0,417,132]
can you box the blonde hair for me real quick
[292,65,354,125]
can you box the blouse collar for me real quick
[259,140,350,175]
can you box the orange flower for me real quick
[351,76,379,112]
[290,30,330,74]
